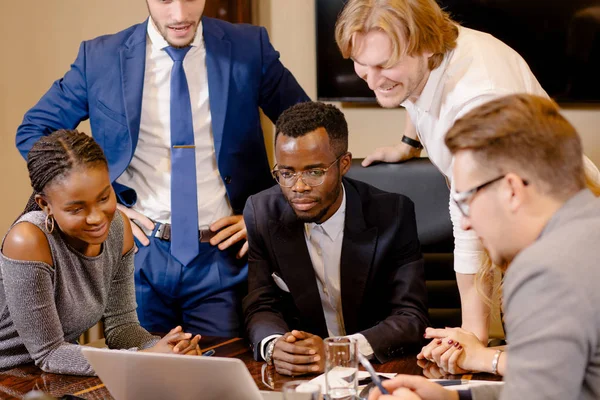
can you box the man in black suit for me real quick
[242,102,428,376]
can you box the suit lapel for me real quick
[119,21,148,158]
[203,18,231,163]
[269,205,328,337]
[340,181,378,335]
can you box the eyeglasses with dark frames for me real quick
[452,175,529,217]
[271,153,347,188]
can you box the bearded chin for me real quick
[291,181,342,224]
[294,206,330,223]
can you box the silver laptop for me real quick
[82,347,273,400]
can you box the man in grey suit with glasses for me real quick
[369,94,600,400]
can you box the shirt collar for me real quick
[146,16,204,51]
[305,184,346,242]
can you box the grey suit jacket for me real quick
[471,189,600,400]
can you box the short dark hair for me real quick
[445,94,585,200]
[275,102,349,156]
[22,129,108,216]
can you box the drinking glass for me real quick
[324,337,358,400]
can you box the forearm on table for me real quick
[469,346,506,375]
[243,292,289,360]
[104,319,159,350]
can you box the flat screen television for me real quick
[316,0,600,103]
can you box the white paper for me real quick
[308,370,397,395]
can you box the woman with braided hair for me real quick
[0,130,201,376]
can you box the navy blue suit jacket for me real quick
[16,17,309,212]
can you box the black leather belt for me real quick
[154,222,215,243]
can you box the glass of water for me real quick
[324,337,358,400]
[282,381,322,400]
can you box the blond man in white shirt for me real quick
[334,0,600,355]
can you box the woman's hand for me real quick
[142,326,200,355]
[173,333,202,356]
[424,327,487,373]
[417,358,459,379]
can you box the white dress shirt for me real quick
[304,186,347,339]
[116,18,232,226]
[260,185,374,360]
[401,26,549,274]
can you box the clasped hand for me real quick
[417,327,486,375]
[272,330,324,376]
[142,326,202,356]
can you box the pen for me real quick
[358,353,390,395]
[358,375,390,386]
[435,379,470,387]
[202,349,215,357]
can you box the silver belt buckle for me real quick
[155,223,166,239]
[154,223,171,240]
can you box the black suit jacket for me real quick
[242,177,429,363]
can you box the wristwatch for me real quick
[491,349,503,375]
[401,134,423,149]
[265,338,277,366]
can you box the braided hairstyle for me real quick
[22,129,108,216]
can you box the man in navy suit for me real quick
[242,102,428,375]
[16,0,309,336]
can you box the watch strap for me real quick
[265,338,277,366]
[401,135,423,149]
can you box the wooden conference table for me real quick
[0,336,501,399]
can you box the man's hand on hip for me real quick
[209,215,248,258]
[117,204,154,248]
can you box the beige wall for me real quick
[0,2,148,234]
[2,0,599,236]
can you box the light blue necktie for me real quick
[165,46,199,266]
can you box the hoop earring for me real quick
[45,214,55,234]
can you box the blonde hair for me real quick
[335,0,459,70]
[475,250,504,310]
[584,168,600,196]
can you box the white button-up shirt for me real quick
[401,26,548,274]
[304,187,347,338]
[116,18,232,227]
